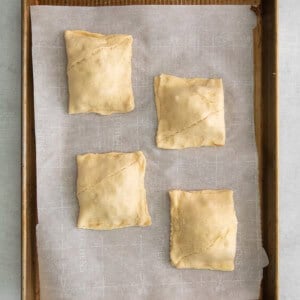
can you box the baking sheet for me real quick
[31,5,267,299]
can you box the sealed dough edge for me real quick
[169,189,237,271]
[76,151,151,230]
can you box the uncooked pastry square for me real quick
[65,30,134,115]
[76,151,151,230]
[169,189,237,271]
[154,74,225,149]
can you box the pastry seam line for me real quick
[77,159,139,196]
[67,37,131,71]
[173,228,231,266]
[158,108,224,142]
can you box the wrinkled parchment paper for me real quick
[31,5,267,299]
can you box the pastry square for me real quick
[154,74,225,149]
[169,189,237,271]
[65,30,134,115]
[76,151,151,230]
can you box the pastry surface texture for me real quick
[169,189,237,271]
[154,74,225,149]
[65,30,134,115]
[76,151,151,230]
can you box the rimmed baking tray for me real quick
[22,0,278,299]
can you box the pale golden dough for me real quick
[169,189,237,271]
[154,74,225,149]
[76,151,151,230]
[65,30,134,115]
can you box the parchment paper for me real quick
[31,5,267,300]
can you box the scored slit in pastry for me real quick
[169,189,237,271]
[154,74,225,149]
[76,151,151,230]
[65,30,134,115]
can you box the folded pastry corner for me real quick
[65,30,134,115]
[76,151,151,230]
[169,189,237,271]
[154,74,225,149]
